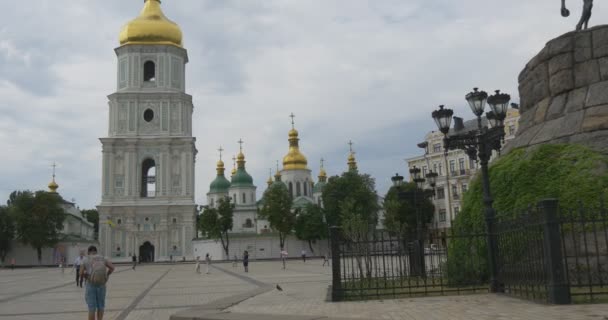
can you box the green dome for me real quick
[231,168,254,187]
[313,181,327,194]
[209,175,231,193]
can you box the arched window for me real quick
[304,180,308,196]
[296,182,301,196]
[242,193,246,204]
[210,198,214,207]
[233,194,237,203]
[251,193,254,203]
[289,182,293,196]
[144,61,155,82]
[141,159,156,198]
[244,219,253,228]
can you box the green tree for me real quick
[294,203,327,253]
[259,182,295,249]
[0,206,15,264]
[8,190,66,264]
[198,197,234,256]
[383,183,434,236]
[322,171,379,229]
[81,209,99,239]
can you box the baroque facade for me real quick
[97,0,197,262]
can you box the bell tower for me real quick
[98,0,197,261]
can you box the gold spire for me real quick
[237,139,246,168]
[282,113,308,170]
[274,160,282,181]
[318,158,327,182]
[231,155,237,177]
[119,0,183,47]
[216,146,225,176]
[347,140,358,171]
[267,168,273,187]
[48,162,59,193]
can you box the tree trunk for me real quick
[36,247,42,265]
[220,233,229,258]
[308,240,315,254]
[279,233,285,249]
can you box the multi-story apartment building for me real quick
[406,108,520,247]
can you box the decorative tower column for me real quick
[98,0,197,262]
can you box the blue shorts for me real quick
[85,284,106,311]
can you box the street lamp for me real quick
[431,87,510,293]
[391,173,404,188]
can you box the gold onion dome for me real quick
[348,153,358,171]
[283,128,308,170]
[119,0,183,47]
[48,179,59,193]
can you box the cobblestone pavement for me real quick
[225,259,608,320]
[0,263,255,320]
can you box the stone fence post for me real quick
[539,199,571,304]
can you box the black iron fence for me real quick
[331,198,608,304]
[330,226,488,301]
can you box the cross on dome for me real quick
[237,139,244,153]
[218,146,224,161]
[289,113,295,129]
[320,158,325,168]
[348,140,355,154]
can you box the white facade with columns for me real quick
[97,15,197,262]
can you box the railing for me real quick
[331,198,608,304]
[330,227,488,301]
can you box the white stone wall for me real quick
[192,235,330,261]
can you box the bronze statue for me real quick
[561,0,594,31]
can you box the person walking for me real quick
[243,250,249,273]
[74,251,85,287]
[80,245,114,320]
[60,256,66,274]
[10,257,15,271]
[232,254,238,268]
[131,254,137,270]
[280,248,288,270]
[322,252,330,267]
[205,253,211,274]
[301,249,307,263]
[195,256,201,274]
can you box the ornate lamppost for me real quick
[391,168,437,277]
[431,88,510,292]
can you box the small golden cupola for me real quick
[231,155,237,177]
[347,140,358,172]
[282,113,308,170]
[48,162,59,193]
[119,0,183,47]
[266,169,273,187]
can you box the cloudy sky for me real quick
[0,0,601,208]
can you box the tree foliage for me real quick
[322,171,379,230]
[0,206,15,263]
[199,197,234,256]
[81,209,99,239]
[8,190,66,264]
[294,203,327,253]
[259,183,295,249]
[448,144,608,284]
[383,183,434,236]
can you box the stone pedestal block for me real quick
[505,25,608,155]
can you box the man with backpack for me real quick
[80,245,114,320]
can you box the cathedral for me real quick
[205,117,339,235]
[98,0,197,262]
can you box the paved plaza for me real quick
[2,260,608,320]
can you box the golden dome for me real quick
[48,179,59,193]
[119,0,183,47]
[283,128,308,170]
[216,160,225,175]
[347,153,358,171]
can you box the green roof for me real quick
[293,196,313,209]
[231,167,254,187]
[209,174,231,193]
[313,181,327,193]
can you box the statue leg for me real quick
[577,0,593,30]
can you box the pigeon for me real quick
[276,284,283,291]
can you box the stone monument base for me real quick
[504,25,608,154]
